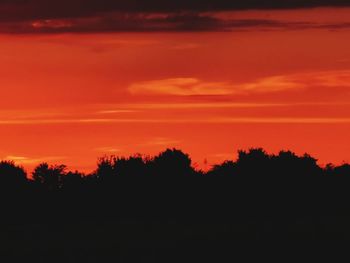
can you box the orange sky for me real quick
[1,8,350,173]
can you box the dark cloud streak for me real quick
[0,14,321,34]
[0,0,349,33]
[1,0,350,22]
[1,14,350,34]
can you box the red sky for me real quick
[1,7,350,172]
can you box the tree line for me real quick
[1,148,350,222]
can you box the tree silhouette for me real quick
[95,156,118,182]
[151,148,195,178]
[32,163,67,190]
[0,160,27,190]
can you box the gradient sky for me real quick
[1,2,350,172]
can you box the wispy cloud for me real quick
[129,77,294,96]
[0,70,349,126]
[4,155,66,165]
[238,75,305,92]
[128,76,296,96]
[143,137,181,146]
[0,117,349,125]
[129,78,234,96]
[128,70,350,96]
[96,110,139,114]
[0,109,68,120]
[298,70,350,87]
[218,117,350,124]
[98,102,290,111]
[94,147,122,153]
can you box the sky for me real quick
[0,1,350,172]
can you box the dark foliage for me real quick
[1,147,350,261]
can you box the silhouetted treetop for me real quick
[151,148,194,177]
[0,161,27,188]
[32,163,67,190]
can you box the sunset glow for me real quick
[1,6,350,172]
